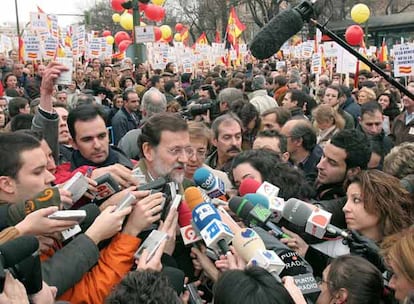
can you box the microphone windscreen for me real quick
[249,9,304,60]
[192,202,220,231]
[282,198,313,227]
[178,200,192,227]
[184,187,204,211]
[193,167,213,190]
[244,193,270,209]
[228,196,254,219]
[79,203,101,232]
[0,236,39,267]
[232,228,266,262]
[239,178,261,196]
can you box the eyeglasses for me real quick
[167,146,195,157]
[187,147,207,159]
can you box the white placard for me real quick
[135,26,155,43]
[393,44,414,77]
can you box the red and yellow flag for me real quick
[180,27,189,45]
[226,7,246,46]
[193,32,208,47]
[379,39,388,63]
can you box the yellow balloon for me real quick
[112,13,121,23]
[351,3,370,24]
[160,25,172,39]
[120,12,133,31]
[152,0,165,6]
[174,33,182,42]
[106,35,114,45]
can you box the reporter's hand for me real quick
[347,230,385,271]
[135,239,166,272]
[85,205,132,244]
[282,276,307,304]
[29,281,57,304]
[91,164,137,189]
[83,177,98,200]
[37,235,56,255]
[190,246,220,282]
[58,188,73,209]
[281,227,309,257]
[15,206,78,236]
[158,206,178,255]
[98,187,137,211]
[214,246,245,272]
[122,192,164,236]
[0,271,29,304]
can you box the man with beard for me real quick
[205,113,243,173]
[136,112,191,185]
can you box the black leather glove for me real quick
[345,230,386,272]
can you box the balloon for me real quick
[120,12,133,30]
[144,4,165,22]
[175,23,183,33]
[174,33,181,42]
[160,25,172,40]
[118,40,132,52]
[345,25,364,46]
[114,31,131,45]
[102,30,111,37]
[111,0,125,12]
[106,35,115,45]
[165,35,173,43]
[154,27,162,41]
[351,4,370,24]
[112,13,121,23]
[139,2,148,11]
[152,0,165,6]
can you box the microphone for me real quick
[228,196,289,239]
[0,236,39,269]
[240,179,285,222]
[184,186,206,211]
[79,203,101,232]
[192,202,233,255]
[249,1,315,59]
[178,201,202,245]
[193,168,227,201]
[283,198,350,239]
[232,228,285,276]
[238,178,261,196]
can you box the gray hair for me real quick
[141,89,167,118]
[218,88,243,107]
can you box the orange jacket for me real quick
[58,233,141,304]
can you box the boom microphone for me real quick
[249,1,315,59]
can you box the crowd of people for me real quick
[0,47,414,304]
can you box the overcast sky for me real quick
[2,0,97,27]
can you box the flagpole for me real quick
[14,0,22,62]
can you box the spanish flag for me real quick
[180,27,189,45]
[226,7,246,46]
[379,38,388,63]
[193,32,208,47]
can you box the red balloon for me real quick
[102,30,112,37]
[154,27,162,41]
[144,4,165,22]
[114,31,131,46]
[111,0,124,12]
[175,23,183,33]
[118,40,132,52]
[345,25,364,46]
[165,35,173,43]
[139,2,147,11]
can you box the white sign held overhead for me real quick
[30,12,49,31]
[393,44,414,77]
[323,42,340,58]
[135,26,155,43]
[311,53,322,75]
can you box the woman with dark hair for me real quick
[119,76,136,90]
[316,255,385,304]
[230,100,261,150]
[377,92,400,134]
[213,267,295,304]
[229,149,315,200]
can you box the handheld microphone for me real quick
[192,202,233,255]
[249,0,315,59]
[232,228,285,276]
[79,203,101,232]
[178,201,202,245]
[283,198,350,239]
[228,196,289,239]
[238,178,261,196]
[184,187,205,211]
[193,168,227,201]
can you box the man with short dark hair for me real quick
[111,89,140,145]
[149,75,165,93]
[8,97,30,118]
[205,113,243,172]
[323,85,354,129]
[282,89,308,118]
[253,129,290,162]
[281,119,322,184]
[261,107,291,131]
